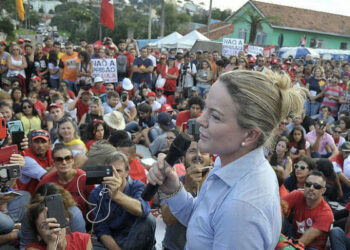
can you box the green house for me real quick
[220,0,350,50]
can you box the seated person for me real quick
[37,143,94,219]
[90,152,156,250]
[149,129,178,156]
[284,157,315,192]
[316,158,342,201]
[133,103,156,144]
[330,199,350,249]
[20,183,86,249]
[102,91,119,115]
[46,103,67,143]
[305,119,338,159]
[282,171,333,250]
[25,185,91,250]
[312,106,335,125]
[285,115,307,136]
[176,96,204,132]
[332,142,350,197]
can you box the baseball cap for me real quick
[248,56,256,63]
[31,129,50,141]
[0,41,7,46]
[341,142,350,152]
[147,91,156,98]
[17,38,24,44]
[157,112,174,130]
[24,38,31,43]
[271,58,279,65]
[31,76,42,82]
[177,49,184,54]
[48,103,63,111]
[160,55,167,59]
[159,104,173,113]
[1,77,11,85]
[196,50,203,54]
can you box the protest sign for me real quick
[91,58,118,83]
[247,45,264,56]
[222,38,244,57]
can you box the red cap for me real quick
[147,91,156,98]
[93,40,102,50]
[17,39,24,44]
[48,103,63,111]
[155,51,161,55]
[30,76,42,82]
[31,129,50,141]
[0,41,7,46]
[160,55,167,59]
[271,58,278,65]
[248,56,256,63]
[156,86,164,91]
[159,104,173,113]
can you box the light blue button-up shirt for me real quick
[165,147,282,250]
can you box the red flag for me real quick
[100,0,114,30]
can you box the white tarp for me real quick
[149,32,183,48]
[176,30,210,49]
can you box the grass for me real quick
[14,29,36,36]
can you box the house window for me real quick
[341,42,348,50]
[256,32,267,45]
[238,28,247,43]
[317,40,325,48]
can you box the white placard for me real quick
[247,45,264,56]
[222,38,244,57]
[91,58,118,83]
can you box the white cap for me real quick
[94,76,104,84]
[122,78,133,91]
[177,49,184,54]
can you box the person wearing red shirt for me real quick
[176,96,204,132]
[163,55,179,96]
[116,78,135,101]
[282,171,333,250]
[68,89,91,123]
[91,76,106,97]
[17,130,53,195]
[116,140,147,185]
[37,143,94,218]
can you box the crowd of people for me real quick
[1,35,350,250]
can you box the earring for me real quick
[241,142,246,147]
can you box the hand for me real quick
[102,167,122,198]
[184,164,203,192]
[20,135,29,151]
[77,89,84,98]
[298,149,306,157]
[10,154,25,167]
[316,126,326,137]
[147,153,180,195]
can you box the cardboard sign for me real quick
[222,38,244,57]
[91,58,118,83]
[247,45,264,56]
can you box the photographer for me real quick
[68,89,93,123]
[178,52,197,98]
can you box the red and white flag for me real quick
[100,0,114,30]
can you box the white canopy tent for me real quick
[176,30,210,49]
[149,32,183,48]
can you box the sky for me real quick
[192,0,350,17]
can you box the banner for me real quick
[222,38,244,57]
[247,45,264,56]
[16,0,25,21]
[92,58,118,83]
[101,0,115,30]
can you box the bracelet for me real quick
[158,182,183,200]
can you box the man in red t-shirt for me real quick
[176,96,204,132]
[282,171,333,250]
[68,89,91,123]
[17,130,53,194]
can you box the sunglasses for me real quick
[23,105,32,109]
[281,122,289,125]
[334,130,342,133]
[305,181,324,190]
[294,164,308,170]
[54,155,73,163]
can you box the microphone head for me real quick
[166,133,192,166]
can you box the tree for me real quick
[211,8,232,21]
[0,17,14,35]
[232,10,278,44]
[156,3,190,36]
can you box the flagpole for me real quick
[99,0,102,41]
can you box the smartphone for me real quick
[187,119,200,141]
[0,145,18,164]
[7,120,24,134]
[12,131,24,151]
[85,165,113,185]
[45,194,68,228]
[0,118,6,140]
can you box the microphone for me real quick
[141,133,191,201]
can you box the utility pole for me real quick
[207,0,212,38]
[148,2,152,44]
[160,0,165,38]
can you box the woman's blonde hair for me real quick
[219,70,306,148]
[89,96,103,115]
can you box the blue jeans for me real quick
[93,214,156,250]
[330,227,350,250]
[0,191,30,235]
[149,127,162,142]
[125,121,139,133]
[305,100,321,116]
[64,80,78,94]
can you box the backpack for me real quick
[117,53,128,75]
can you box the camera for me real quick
[121,93,128,102]
[0,164,21,192]
[79,80,91,91]
[85,166,113,185]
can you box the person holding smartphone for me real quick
[148,70,305,249]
